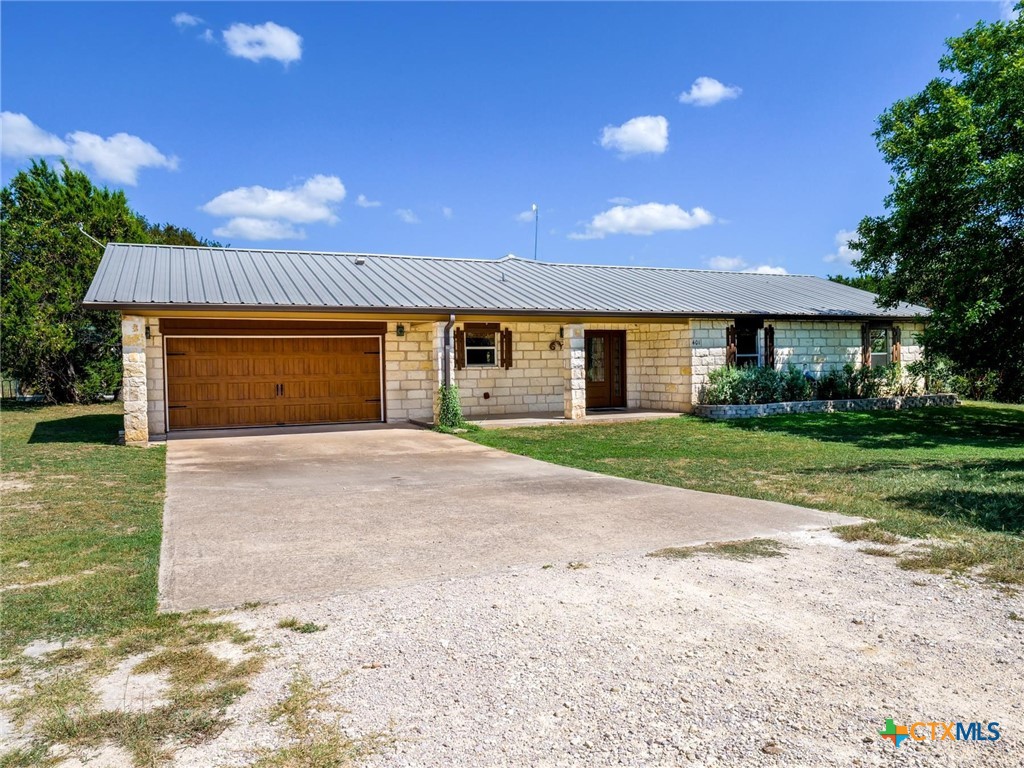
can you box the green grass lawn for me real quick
[1,403,167,654]
[1,404,263,767]
[465,401,1024,584]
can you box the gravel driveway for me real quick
[177,530,1023,767]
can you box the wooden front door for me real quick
[164,336,382,430]
[584,330,626,409]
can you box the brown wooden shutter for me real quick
[725,324,737,366]
[861,323,871,367]
[500,328,513,369]
[454,327,465,371]
[764,324,775,369]
[891,326,901,364]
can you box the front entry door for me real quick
[585,330,626,409]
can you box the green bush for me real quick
[699,362,925,406]
[437,384,464,428]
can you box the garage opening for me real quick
[161,321,385,430]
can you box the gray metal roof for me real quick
[83,243,930,319]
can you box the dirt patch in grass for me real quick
[277,618,326,634]
[834,523,903,545]
[0,405,265,767]
[648,537,790,562]
[244,670,390,767]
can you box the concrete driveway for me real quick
[159,424,842,611]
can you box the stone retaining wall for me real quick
[694,394,958,420]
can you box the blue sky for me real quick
[1,2,1015,275]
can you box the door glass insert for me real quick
[587,336,605,382]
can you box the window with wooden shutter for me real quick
[764,324,776,369]
[500,328,513,369]
[725,324,738,366]
[454,327,466,370]
[891,326,902,364]
[463,323,501,367]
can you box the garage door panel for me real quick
[165,336,382,430]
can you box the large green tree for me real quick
[853,7,1023,400]
[1,160,216,402]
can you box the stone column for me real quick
[121,314,149,444]
[563,323,586,420]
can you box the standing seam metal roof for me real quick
[83,243,930,318]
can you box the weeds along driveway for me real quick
[159,423,841,611]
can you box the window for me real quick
[465,326,498,367]
[735,319,762,368]
[869,327,889,368]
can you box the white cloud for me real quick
[1001,1,1020,20]
[202,175,345,224]
[678,76,742,107]
[0,112,68,157]
[707,256,746,271]
[66,131,179,185]
[355,194,381,208]
[172,12,202,28]
[569,202,714,240]
[823,229,861,266]
[0,112,178,185]
[213,217,304,240]
[600,115,669,156]
[705,255,787,274]
[201,28,215,43]
[395,209,420,224]
[442,206,454,220]
[515,209,536,223]
[223,22,302,64]
[607,196,634,205]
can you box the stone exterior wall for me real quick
[144,319,166,437]
[383,321,441,422]
[454,321,566,417]
[694,393,957,420]
[585,321,692,412]
[689,318,732,408]
[125,313,927,433]
[121,314,149,444]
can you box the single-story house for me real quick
[83,243,930,443]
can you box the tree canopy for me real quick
[1,160,217,402]
[853,6,1023,400]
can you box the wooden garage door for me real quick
[165,336,382,430]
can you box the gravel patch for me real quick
[178,531,1023,767]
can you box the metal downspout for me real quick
[443,314,455,387]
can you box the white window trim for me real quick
[465,328,499,368]
[869,327,890,368]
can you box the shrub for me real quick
[437,384,464,428]
[780,364,815,402]
[699,361,929,406]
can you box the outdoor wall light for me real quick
[559,326,564,338]
[396,323,406,337]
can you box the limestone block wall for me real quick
[121,314,149,444]
[144,319,166,436]
[383,321,439,422]
[583,321,692,412]
[769,320,863,373]
[455,321,566,417]
[689,318,732,406]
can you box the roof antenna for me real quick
[531,203,539,260]
[76,222,105,250]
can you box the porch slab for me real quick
[468,408,683,430]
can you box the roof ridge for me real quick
[108,243,818,277]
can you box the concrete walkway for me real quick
[159,424,843,611]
